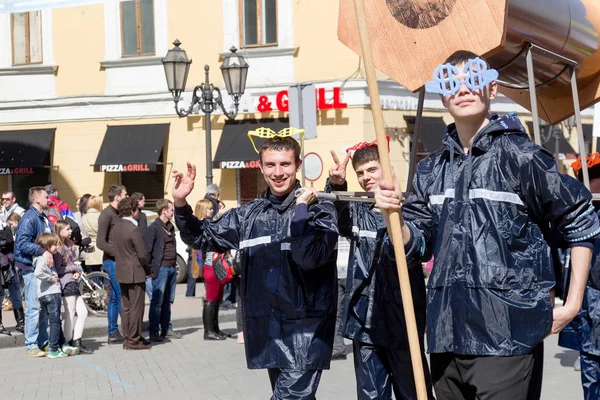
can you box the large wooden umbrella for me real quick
[338,1,600,398]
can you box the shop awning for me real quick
[0,128,55,174]
[404,116,447,154]
[525,122,579,159]
[93,124,169,172]
[213,118,289,169]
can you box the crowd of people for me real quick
[1,49,600,399]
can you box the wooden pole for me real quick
[353,0,428,398]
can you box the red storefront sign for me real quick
[0,167,35,175]
[95,164,152,172]
[256,87,348,113]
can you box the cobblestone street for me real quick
[0,318,585,399]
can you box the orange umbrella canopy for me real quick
[338,0,600,124]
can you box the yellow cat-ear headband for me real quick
[247,127,305,154]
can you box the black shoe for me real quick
[0,323,11,336]
[149,333,164,342]
[108,332,123,344]
[13,308,24,334]
[213,302,230,339]
[203,301,226,341]
[70,339,93,354]
[331,352,347,360]
[140,337,152,346]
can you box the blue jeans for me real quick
[0,267,23,309]
[38,294,63,352]
[148,266,177,335]
[146,277,153,302]
[23,270,48,349]
[103,259,121,335]
[186,256,196,297]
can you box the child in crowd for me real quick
[55,220,91,354]
[33,233,79,359]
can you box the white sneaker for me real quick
[62,344,80,356]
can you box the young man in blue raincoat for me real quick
[172,136,339,400]
[559,155,600,400]
[325,143,434,399]
[375,50,600,400]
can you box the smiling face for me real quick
[441,62,497,122]
[355,160,383,192]
[259,149,302,197]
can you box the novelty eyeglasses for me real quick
[425,57,498,96]
[247,127,305,154]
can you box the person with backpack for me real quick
[43,186,85,253]
[44,185,75,226]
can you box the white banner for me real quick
[0,0,116,13]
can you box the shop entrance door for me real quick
[120,163,165,210]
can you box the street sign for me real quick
[303,152,324,182]
[289,83,317,140]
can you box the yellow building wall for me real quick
[53,4,106,97]
[294,1,361,83]
[167,0,225,90]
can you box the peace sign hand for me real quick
[172,162,196,207]
[329,150,350,186]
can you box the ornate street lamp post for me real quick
[162,40,249,185]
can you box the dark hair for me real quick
[107,184,126,202]
[130,192,144,204]
[259,137,301,164]
[79,193,92,215]
[156,199,172,215]
[444,50,487,68]
[352,146,380,170]
[117,197,138,218]
[28,186,46,204]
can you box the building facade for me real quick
[0,0,593,210]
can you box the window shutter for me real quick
[12,13,27,65]
[140,0,155,55]
[264,0,277,44]
[121,1,138,56]
[29,11,43,63]
[242,0,258,46]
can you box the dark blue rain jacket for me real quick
[325,179,427,349]
[175,183,339,370]
[559,217,600,356]
[403,112,600,356]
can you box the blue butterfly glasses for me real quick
[425,57,498,96]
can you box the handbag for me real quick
[212,252,236,284]
[191,249,203,279]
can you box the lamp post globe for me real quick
[220,46,249,100]
[162,39,191,101]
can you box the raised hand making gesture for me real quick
[172,162,196,207]
[329,149,350,186]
